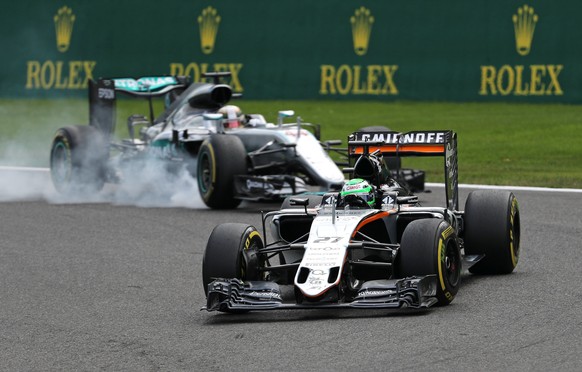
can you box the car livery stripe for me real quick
[351,144,446,155]
[351,211,389,238]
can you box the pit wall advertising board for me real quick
[2,1,578,102]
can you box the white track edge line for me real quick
[426,182,582,193]
[0,166,50,172]
[1,166,580,193]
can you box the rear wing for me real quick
[89,76,190,137]
[348,130,459,210]
[110,76,189,96]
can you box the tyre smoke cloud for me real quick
[0,159,208,209]
[0,100,207,208]
[0,136,55,202]
[107,158,208,209]
[0,123,207,207]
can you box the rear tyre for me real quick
[464,190,520,275]
[50,125,108,194]
[202,223,264,312]
[399,219,461,306]
[197,134,247,209]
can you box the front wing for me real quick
[203,276,438,312]
[234,175,307,201]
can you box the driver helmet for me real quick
[218,105,245,129]
[340,178,376,207]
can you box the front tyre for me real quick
[50,125,108,194]
[197,134,247,209]
[202,223,264,295]
[398,219,461,306]
[464,190,520,275]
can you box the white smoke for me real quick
[0,160,208,209]
[0,98,209,208]
[0,134,55,201]
[0,167,53,202]
[108,157,207,208]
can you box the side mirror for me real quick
[203,113,225,133]
[289,197,309,207]
[397,195,419,204]
[203,113,223,120]
[289,197,309,214]
[277,110,295,126]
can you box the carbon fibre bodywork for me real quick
[202,130,522,313]
[50,73,345,207]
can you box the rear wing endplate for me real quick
[348,130,459,210]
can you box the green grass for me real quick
[1,98,581,188]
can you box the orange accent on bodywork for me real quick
[351,144,445,155]
[351,211,390,238]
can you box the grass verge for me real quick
[1,98,580,188]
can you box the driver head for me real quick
[218,105,245,129]
[340,178,376,207]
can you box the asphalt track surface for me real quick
[1,170,581,371]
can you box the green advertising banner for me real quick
[1,1,579,102]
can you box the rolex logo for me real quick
[198,6,221,55]
[512,5,538,56]
[54,6,75,53]
[350,7,374,56]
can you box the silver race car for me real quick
[49,72,344,208]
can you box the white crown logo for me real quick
[350,7,374,56]
[512,5,538,56]
[54,6,75,53]
[198,6,221,55]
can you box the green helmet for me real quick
[340,178,376,207]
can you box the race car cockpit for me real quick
[339,150,411,209]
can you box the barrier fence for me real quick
[3,1,579,102]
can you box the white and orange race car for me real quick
[202,130,521,312]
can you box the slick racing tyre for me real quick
[197,134,247,209]
[464,190,521,275]
[399,219,461,306]
[202,224,264,312]
[50,125,108,194]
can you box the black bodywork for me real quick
[51,73,347,208]
[203,129,521,312]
